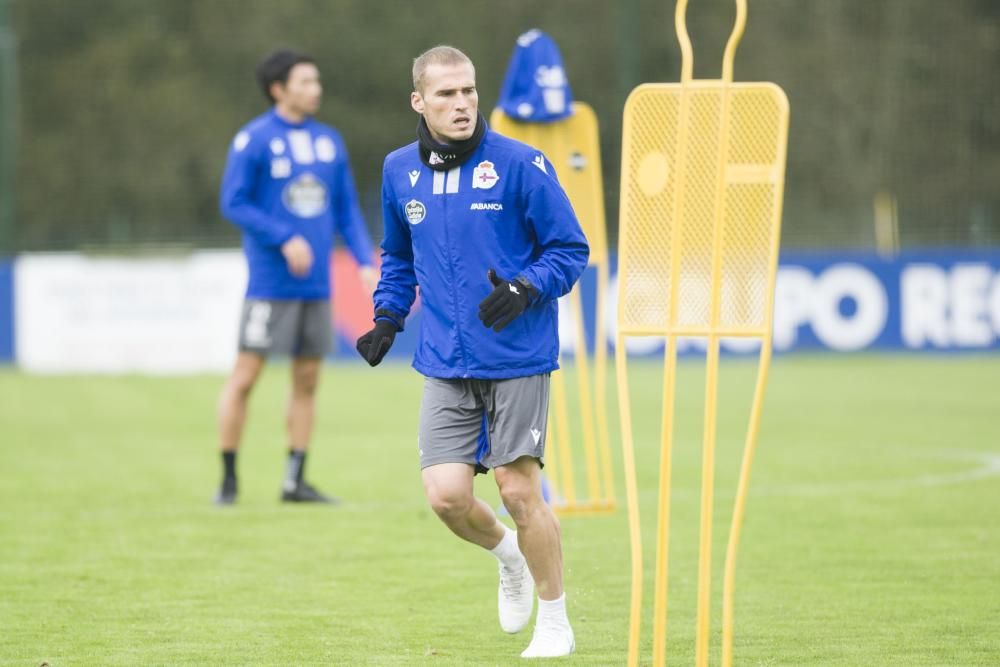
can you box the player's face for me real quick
[274,63,322,117]
[411,62,478,143]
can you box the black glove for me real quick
[478,269,536,332]
[356,319,398,366]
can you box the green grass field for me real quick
[2,355,998,666]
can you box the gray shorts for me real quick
[237,299,332,358]
[418,374,550,474]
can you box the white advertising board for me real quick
[15,251,247,373]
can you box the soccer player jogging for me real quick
[215,49,377,505]
[357,46,588,658]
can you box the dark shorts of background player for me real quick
[237,299,332,358]
[418,374,550,474]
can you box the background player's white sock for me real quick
[489,524,524,570]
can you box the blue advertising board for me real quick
[775,250,1000,352]
[0,259,12,362]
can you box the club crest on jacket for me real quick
[472,160,500,190]
[405,199,426,225]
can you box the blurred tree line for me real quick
[5,0,1000,252]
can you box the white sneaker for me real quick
[498,559,534,633]
[520,619,575,658]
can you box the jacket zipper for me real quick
[440,171,470,377]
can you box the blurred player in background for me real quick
[356,46,587,658]
[215,49,377,505]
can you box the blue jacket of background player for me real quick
[375,128,589,380]
[219,109,374,299]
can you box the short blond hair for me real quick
[412,45,474,92]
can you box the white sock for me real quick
[537,593,569,626]
[489,525,524,570]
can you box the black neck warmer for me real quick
[417,111,487,171]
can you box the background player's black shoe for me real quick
[281,480,338,504]
[215,477,237,505]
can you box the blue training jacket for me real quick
[375,129,590,380]
[220,109,374,300]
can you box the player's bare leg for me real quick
[281,356,335,503]
[215,351,266,504]
[495,456,574,658]
[422,463,506,548]
[495,457,563,598]
[422,462,534,633]
[287,356,320,449]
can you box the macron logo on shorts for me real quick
[530,428,542,445]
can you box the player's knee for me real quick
[498,481,540,525]
[294,378,318,397]
[228,373,257,399]
[292,367,320,396]
[426,486,473,521]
